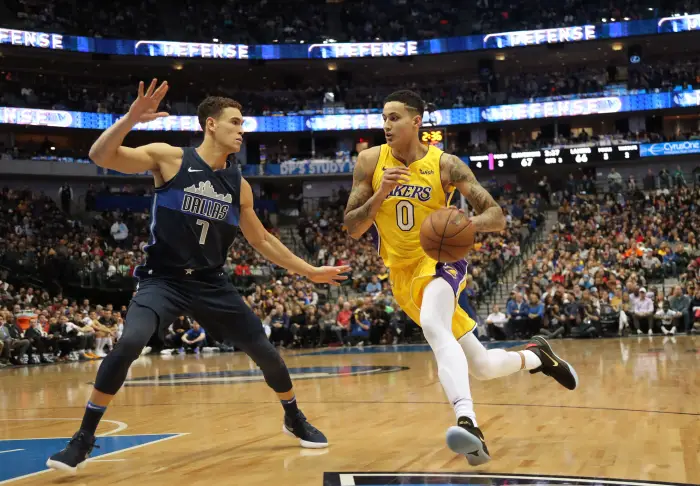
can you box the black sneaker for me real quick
[46,431,98,473]
[283,411,329,449]
[446,417,491,466]
[526,335,579,390]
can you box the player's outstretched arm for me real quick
[344,146,408,239]
[440,153,506,233]
[239,178,350,286]
[89,79,177,174]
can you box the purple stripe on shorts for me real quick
[435,259,468,295]
[367,223,381,253]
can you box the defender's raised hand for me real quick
[127,79,170,123]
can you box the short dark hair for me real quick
[383,90,425,116]
[197,96,243,132]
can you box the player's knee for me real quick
[111,334,146,361]
[245,335,292,392]
[113,304,158,360]
[467,356,492,380]
[420,312,449,344]
[466,348,503,381]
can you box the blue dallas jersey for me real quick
[135,147,241,277]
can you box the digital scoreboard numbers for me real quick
[468,153,508,170]
[419,128,446,151]
[470,144,640,170]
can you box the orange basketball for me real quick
[419,207,475,263]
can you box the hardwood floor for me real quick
[1,336,698,485]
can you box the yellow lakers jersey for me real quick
[370,144,451,269]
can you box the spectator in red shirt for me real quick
[336,302,352,332]
[235,263,251,276]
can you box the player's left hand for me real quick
[307,265,351,286]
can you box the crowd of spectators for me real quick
[0,185,284,292]
[2,55,699,116]
[6,0,692,44]
[0,290,126,367]
[2,170,699,369]
[0,177,548,366]
[605,164,700,193]
[488,184,700,341]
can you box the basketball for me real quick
[419,207,475,263]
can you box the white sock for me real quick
[421,279,476,424]
[458,333,542,380]
[520,350,542,370]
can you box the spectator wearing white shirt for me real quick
[485,305,507,341]
[655,301,677,335]
[61,315,98,359]
[632,288,655,335]
[110,218,129,248]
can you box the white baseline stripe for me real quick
[0,449,24,455]
[339,474,356,486]
[0,433,188,485]
[342,473,675,486]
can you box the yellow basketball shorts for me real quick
[389,256,477,340]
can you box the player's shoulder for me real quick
[438,151,461,169]
[355,146,382,177]
[142,143,184,160]
[439,152,474,178]
[358,145,382,161]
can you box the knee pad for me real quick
[468,355,492,381]
[245,334,293,393]
[111,309,157,360]
[467,348,507,381]
[94,304,158,395]
[420,315,450,345]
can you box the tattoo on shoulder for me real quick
[442,154,474,184]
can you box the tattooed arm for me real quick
[343,147,384,239]
[440,153,505,233]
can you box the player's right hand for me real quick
[127,78,170,123]
[378,167,411,196]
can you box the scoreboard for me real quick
[420,128,446,151]
[469,144,639,170]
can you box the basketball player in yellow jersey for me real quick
[344,90,578,466]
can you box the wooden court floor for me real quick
[1,336,699,486]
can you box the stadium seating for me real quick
[1,59,698,116]
[493,184,700,340]
[5,0,686,44]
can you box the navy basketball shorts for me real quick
[131,274,263,344]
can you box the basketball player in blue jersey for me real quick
[47,79,349,472]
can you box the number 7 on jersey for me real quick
[196,219,210,245]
